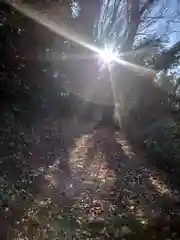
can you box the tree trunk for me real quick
[122,0,140,51]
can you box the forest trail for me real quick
[1,116,180,239]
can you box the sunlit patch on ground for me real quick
[69,132,116,187]
[115,132,136,158]
[69,134,94,173]
[1,117,180,239]
[149,175,172,196]
[67,129,120,221]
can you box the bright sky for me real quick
[95,0,180,49]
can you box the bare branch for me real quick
[140,0,155,16]
[141,16,180,24]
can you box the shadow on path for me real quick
[1,115,180,239]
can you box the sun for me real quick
[98,47,118,64]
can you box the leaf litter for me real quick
[0,117,180,239]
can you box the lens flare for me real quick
[99,47,118,64]
[6,0,156,76]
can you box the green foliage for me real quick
[145,119,180,172]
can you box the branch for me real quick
[140,0,155,16]
[141,16,180,24]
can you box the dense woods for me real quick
[1,0,180,239]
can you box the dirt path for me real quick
[1,117,180,239]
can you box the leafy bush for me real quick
[145,119,180,172]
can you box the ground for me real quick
[0,112,180,239]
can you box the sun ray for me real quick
[5,0,156,77]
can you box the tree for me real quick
[157,72,175,93]
[95,0,180,140]
[152,41,180,72]
[95,0,180,56]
